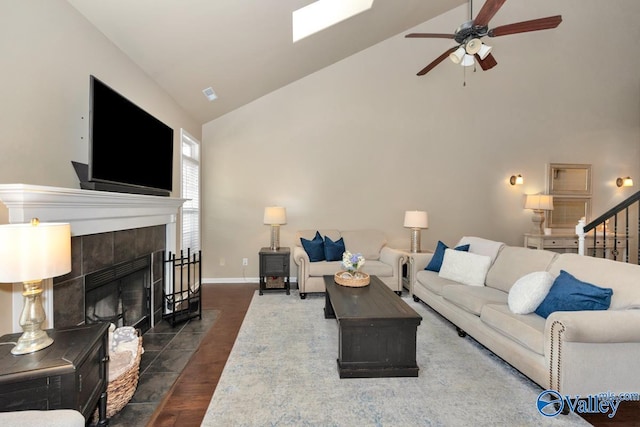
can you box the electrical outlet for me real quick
[219,257,226,266]
[242,258,248,266]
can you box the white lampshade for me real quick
[477,43,492,60]
[465,38,482,55]
[0,221,71,283]
[449,46,465,64]
[461,54,475,67]
[263,206,287,225]
[524,194,554,211]
[404,211,429,229]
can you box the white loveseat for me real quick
[293,229,407,299]
[409,236,640,398]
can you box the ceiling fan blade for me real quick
[489,15,562,37]
[417,47,458,76]
[405,33,455,39]
[473,0,507,27]
[475,52,498,71]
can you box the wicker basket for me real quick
[94,335,143,420]
[334,271,370,287]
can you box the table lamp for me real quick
[524,194,554,235]
[264,207,287,250]
[404,210,428,253]
[0,219,71,355]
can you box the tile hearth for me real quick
[107,309,219,427]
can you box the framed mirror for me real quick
[547,197,591,229]
[548,163,592,195]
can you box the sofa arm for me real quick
[293,246,310,294]
[380,247,408,290]
[545,309,640,395]
[546,309,640,343]
[408,252,433,295]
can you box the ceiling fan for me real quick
[405,0,562,76]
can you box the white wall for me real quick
[0,0,201,335]
[202,0,640,280]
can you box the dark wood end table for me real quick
[259,247,290,295]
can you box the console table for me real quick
[0,323,109,426]
[524,233,627,260]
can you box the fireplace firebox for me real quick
[85,255,151,333]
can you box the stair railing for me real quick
[576,190,640,263]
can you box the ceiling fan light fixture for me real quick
[465,38,482,55]
[461,54,475,67]
[477,43,492,60]
[449,46,466,64]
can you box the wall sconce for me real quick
[509,174,524,186]
[524,194,554,235]
[0,219,71,355]
[403,210,428,253]
[616,177,633,187]
[264,206,287,250]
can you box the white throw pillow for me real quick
[508,271,555,314]
[438,249,491,287]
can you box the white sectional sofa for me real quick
[409,236,640,398]
[293,229,407,299]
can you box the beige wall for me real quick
[202,0,640,280]
[0,0,201,335]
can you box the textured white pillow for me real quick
[508,271,555,314]
[438,249,491,287]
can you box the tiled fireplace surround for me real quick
[0,184,185,333]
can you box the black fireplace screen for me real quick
[85,255,151,333]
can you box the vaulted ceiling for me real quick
[66,0,465,124]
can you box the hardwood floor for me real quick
[146,283,257,426]
[147,284,640,426]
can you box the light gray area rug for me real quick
[203,290,588,426]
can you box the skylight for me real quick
[292,0,374,42]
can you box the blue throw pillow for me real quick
[534,270,613,319]
[425,241,470,272]
[300,231,325,262]
[324,236,345,262]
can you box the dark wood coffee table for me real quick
[323,274,422,378]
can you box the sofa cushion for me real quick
[485,246,557,293]
[456,236,505,265]
[549,253,640,310]
[507,271,555,314]
[300,231,325,262]
[439,249,491,287]
[481,304,546,355]
[340,230,386,261]
[307,260,393,277]
[415,270,461,295]
[361,261,393,277]
[308,260,343,276]
[535,270,613,319]
[441,284,508,316]
[425,240,470,272]
[323,236,345,262]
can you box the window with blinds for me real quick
[181,130,200,252]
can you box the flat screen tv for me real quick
[86,75,174,196]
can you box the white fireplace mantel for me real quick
[0,183,186,236]
[0,183,187,333]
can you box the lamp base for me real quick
[410,228,422,253]
[11,329,53,355]
[531,210,546,235]
[270,225,281,250]
[12,280,54,355]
